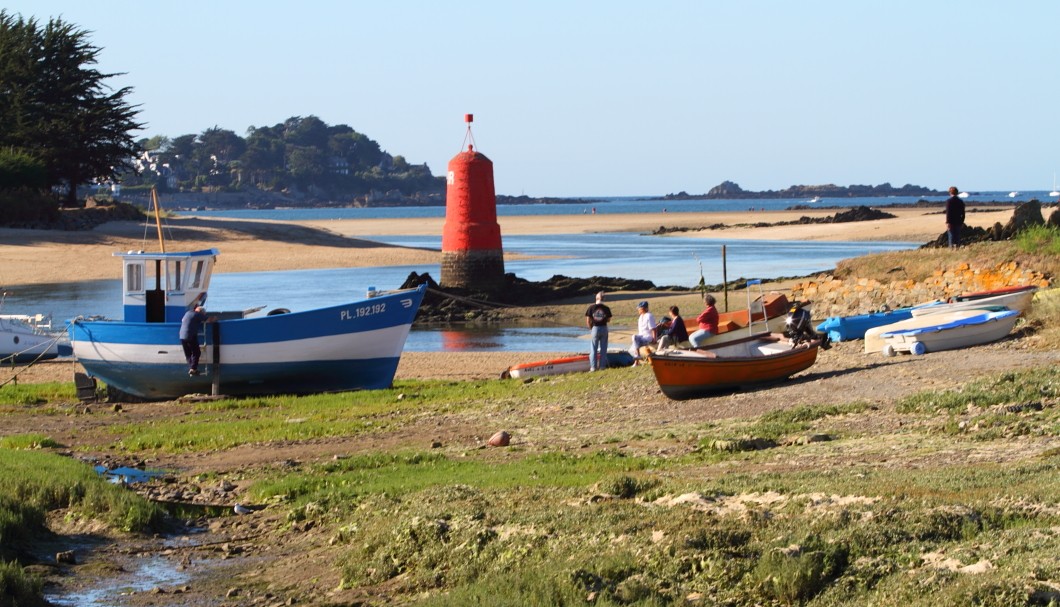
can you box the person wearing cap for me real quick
[584,291,613,371]
[629,300,658,360]
[944,186,965,249]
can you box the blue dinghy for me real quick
[815,308,916,343]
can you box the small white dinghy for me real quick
[909,285,1037,318]
[864,309,999,354]
[879,309,1020,356]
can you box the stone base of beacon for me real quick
[441,249,505,291]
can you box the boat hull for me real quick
[910,286,1037,318]
[815,308,914,342]
[1,328,68,364]
[68,286,425,400]
[864,309,1008,354]
[506,351,634,379]
[1,316,70,364]
[650,333,820,400]
[880,310,1020,356]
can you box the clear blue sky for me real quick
[6,1,1059,196]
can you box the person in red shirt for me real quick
[689,294,719,348]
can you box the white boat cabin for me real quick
[118,249,218,323]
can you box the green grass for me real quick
[104,379,501,452]
[1014,224,1060,256]
[896,367,1060,415]
[252,449,664,512]
[3,375,617,455]
[0,449,169,606]
[0,381,76,407]
[0,449,167,536]
[0,559,46,607]
[0,434,62,450]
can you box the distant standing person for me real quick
[689,294,719,348]
[945,186,965,249]
[179,305,215,376]
[657,305,690,351]
[629,300,657,360]
[585,291,612,371]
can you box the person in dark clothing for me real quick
[179,305,214,376]
[944,186,966,249]
[657,305,690,350]
[584,291,613,371]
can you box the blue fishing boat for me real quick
[68,247,425,400]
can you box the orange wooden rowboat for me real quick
[649,333,821,400]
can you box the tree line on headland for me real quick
[1,9,944,227]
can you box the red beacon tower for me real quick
[440,114,505,291]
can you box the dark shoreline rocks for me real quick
[650,205,897,235]
[662,180,944,200]
[401,272,692,324]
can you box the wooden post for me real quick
[211,322,221,397]
[150,188,165,253]
[721,244,728,312]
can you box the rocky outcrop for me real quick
[922,200,1048,248]
[401,271,693,324]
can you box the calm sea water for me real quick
[7,192,1042,352]
[179,191,1045,221]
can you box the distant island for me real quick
[109,180,946,213]
[661,181,945,200]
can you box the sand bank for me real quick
[0,205,1013,287]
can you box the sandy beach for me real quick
[0,205,1016,287]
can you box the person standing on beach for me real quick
[179,305,215,376]
[945,186,965,249]
[688,294,719,348]
[585,291,612,371]
[629,300,657,360]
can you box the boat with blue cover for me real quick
[68,247,425,400]
[879,309,1020,357]
[815,308,916,343]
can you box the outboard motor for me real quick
[784,301,831,349]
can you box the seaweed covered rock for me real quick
[400,271,690,323]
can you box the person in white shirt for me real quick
[629,300,657,359]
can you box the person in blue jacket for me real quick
[179,305,215,376]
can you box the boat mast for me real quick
[150,187,166,253]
